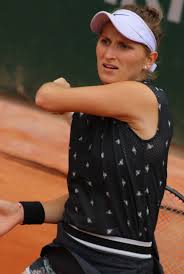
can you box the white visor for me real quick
[90,9,157,72]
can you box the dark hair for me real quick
[122,4,164,50]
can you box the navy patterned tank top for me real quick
[62,81,173,242]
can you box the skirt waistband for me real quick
[63,223,153,259]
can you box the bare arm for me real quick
[42,193,68,224]
[0,193,69,237]
[35,81,157,125]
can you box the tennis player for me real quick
[0,4,173,273]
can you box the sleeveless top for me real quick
[62,81,173,243]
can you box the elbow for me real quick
[35,83,52,110]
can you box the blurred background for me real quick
[0,0,183,145]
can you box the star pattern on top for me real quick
[67,86,171,240]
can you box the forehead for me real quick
[100,21,150,54]
[101,21,137,44]
[101,22,129,41]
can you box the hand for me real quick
[53,77,70,88]
[0,200,24,236]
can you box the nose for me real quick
[104,45,116,59]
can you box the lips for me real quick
[103,63,118,70]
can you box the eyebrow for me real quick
[100,34,133,45]
[101,31,133,42]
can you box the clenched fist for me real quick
[53,77,70,88]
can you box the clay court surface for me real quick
[0,97,183,274]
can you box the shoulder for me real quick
[111,80,159,102]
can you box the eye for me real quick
[99,37,110,46]
[118,42,130,49]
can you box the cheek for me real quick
[120,51,145,69]
[96,50,101,68]
[96,51,100,66]
[96,43,105,59]
[132,48,147,65]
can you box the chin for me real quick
[98,71,128,84]
[99,75,117,85]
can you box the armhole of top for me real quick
[126,81,161,143]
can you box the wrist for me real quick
[17,202,24,225]
[18,201,45,225]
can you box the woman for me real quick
[0,4,173,274]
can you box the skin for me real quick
[0,21,159,234]
[96,22,157,84]
[34,22,158,139]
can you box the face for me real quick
[96,22,155,84]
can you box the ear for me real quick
[145,51,158,70]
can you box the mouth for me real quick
[103,63,118,70]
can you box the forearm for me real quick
[42,193,68,224]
